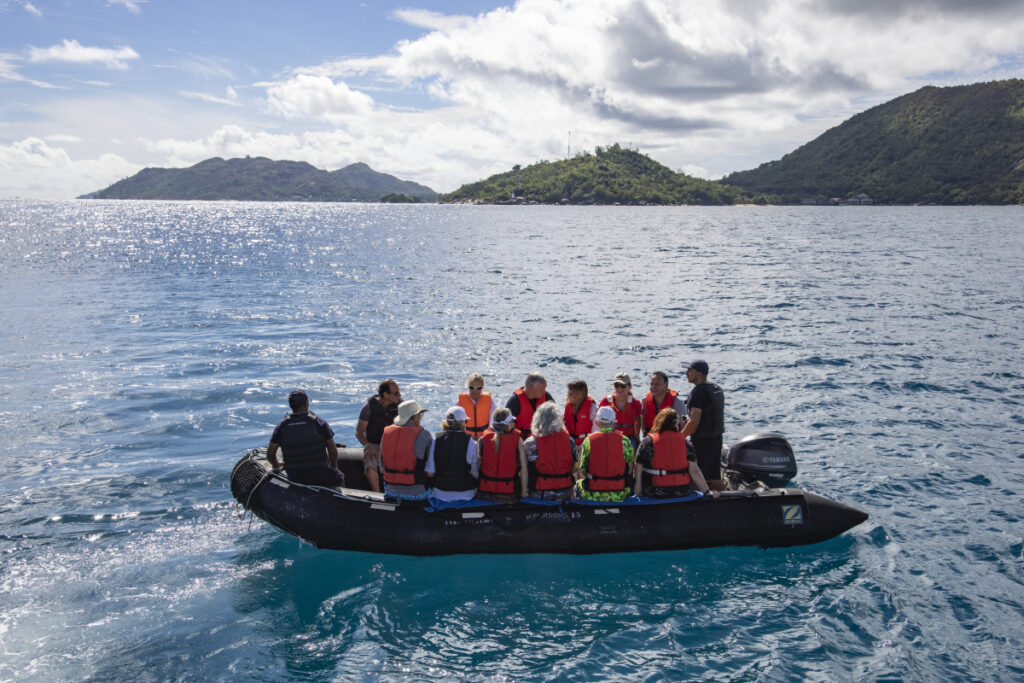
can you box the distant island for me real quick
[80,79,1024,205]
[80,157,438,203]
[442,143,748,205]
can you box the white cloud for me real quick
[0,52,59,88]
[107,0,145,13]
[23,2,41,17]
[28,39,140,70]
[44,134,83,143]
[265,74,375,121]
[179,88,240,107]
[0,137,138,198]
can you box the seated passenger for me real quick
[524,402,577,502]
[379,400,432,498]
[563,379,597,447]
[476,408,528,503]
[635,408,717,498]
[598,372,643,449]
[426,406,479,501]
[575,406,636,502]
[457,373,495,439]
[266,389,344,488]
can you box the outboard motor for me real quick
[722,432,797,491]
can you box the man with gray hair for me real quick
[505,371,555,439]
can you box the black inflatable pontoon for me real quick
[230,433,868,556]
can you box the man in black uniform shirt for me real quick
[681,360,726,491]
[267,389,343,487]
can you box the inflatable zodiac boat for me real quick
[230,433,867,555]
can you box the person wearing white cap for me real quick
[379,399,433,498]
[425,406,480,501]
[575,405,636,502]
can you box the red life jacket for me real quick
[564,397,595,446]
[642,390,679,432]
[514,388,547,437]
[534,430,574,490]
[479,428,521,494]
[601,395,640,438]
[380,424,422,486]
[458,391,493,437]
[585,431,627,491]
[648,431,691,488]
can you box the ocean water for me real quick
[1,200,1022,681]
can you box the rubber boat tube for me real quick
[231,448,868,556]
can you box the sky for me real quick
[2,0,1024,199]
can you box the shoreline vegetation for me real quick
[81,79,1024,206]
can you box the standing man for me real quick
[681,360,726,491]
[356,379,401,492]
[505,371,555,439]
[641,371,687,436]
[266,389,344,488]
[457,373,495,439]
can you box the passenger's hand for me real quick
[708,490,720,499]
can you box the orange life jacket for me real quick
[648,431,691,488]
[534,429,574,490]
[642,390,679,432]
[380,424,422,486]
[478,428,521,494]
[458,391,493,437]
[585,431,627,491]
[564,397,595,446]
[601,395,640,438]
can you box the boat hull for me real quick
[231,450,867,556]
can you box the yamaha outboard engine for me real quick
[722,432,797,490]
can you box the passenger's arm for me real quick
[356,419,379,457]
[688,460,718,498]
[517,441,529,496]
[681,407,702,437]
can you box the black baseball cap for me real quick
[687,360,709,375]
[288,389,309,409]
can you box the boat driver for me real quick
[266,389,344,488]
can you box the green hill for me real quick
[723,79,1024,204]
[81,156,437,202]
[442,144,747,205]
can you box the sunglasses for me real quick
[468,386,483,390]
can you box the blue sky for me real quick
[2,0,1023,198]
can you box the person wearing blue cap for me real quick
[682,360,726,491]
[266,389,344,488]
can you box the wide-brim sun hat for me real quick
[394,400,427,425]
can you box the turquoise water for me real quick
[1,201,1022,680]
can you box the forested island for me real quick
[81,157,437,203]
[442,144,749,205]
[723,79,1024,205]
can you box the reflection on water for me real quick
[0,201,1022,680]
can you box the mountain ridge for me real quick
[81,156,437,202]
